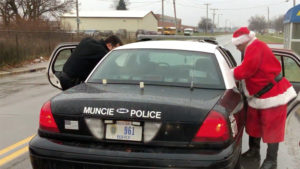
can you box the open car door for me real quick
[272,48,300,164]
[272,48,300,114]
[47,43,78,90]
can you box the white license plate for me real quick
[105,121,142,141]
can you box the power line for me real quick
[176,2,205,9]
[129,1,161,8]
[129,0,161,3]
[218,1,286,11]
[183,0,204,6]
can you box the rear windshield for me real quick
[88,49,225,89]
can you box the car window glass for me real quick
[275,55,283,76]
[283,57,300,82]
[217,48,237,68]
[53,49,72,72]
[115,53,130,67]
[88,49,225,89]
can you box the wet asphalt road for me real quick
[0,35,299,169]
[0,71,60,169]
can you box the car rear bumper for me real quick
[29,135,241,169]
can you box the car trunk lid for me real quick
[48,83,225,146]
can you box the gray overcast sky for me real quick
[78,0,296,27]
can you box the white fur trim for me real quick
[246,37,256,48]
[249,31,255,39]
[242,81,297,109]
[232,31,256,46]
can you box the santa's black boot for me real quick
[242,136,261,161]
[260,143,278,169]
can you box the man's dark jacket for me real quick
[63,37,109,81]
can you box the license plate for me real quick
[105,121,142,141]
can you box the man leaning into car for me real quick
[231,27,296,169]
[59,35,123,90]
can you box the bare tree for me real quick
[198,17,215,32]
[0,0,75,26]
[271,15,284,32]
[248,15,267,34]
[0,1,12,25]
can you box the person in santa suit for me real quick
[231,27,297,169]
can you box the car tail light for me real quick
[193,110,230,142]
[39,101,59,133]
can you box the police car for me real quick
[29,39,300,169]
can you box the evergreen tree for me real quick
[116,0,127,10]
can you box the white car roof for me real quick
[115,41,218,53]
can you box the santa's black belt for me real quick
[253,74,283,98]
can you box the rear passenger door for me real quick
[47,43,78,89]
[272,49,300,114]
[273,49,300,93]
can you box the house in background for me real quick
[60,11,158,33]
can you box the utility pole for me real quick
[162,0,164,34]
[76,0,79,34]
[225,19,228,32]
[267,7,270,28]
[210,8,218,33]
[287,0,296,7]
[173,0,178,34]
[210,8,218,26]
[218,14,222,28]
[204,3,210,34]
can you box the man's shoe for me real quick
[260,143,279,169]
[260,159,277,169]
[241,148,261,161]
[241,136,261,161]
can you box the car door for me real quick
[272,49,300,160]
[47,43,78,89]
[272,49,300,114]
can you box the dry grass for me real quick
[256,34,284,44]
[0,21,136,68]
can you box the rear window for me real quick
[88,49,225,89]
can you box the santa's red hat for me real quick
[232,27,255,46]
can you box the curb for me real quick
[0,67,46,78]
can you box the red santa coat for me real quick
[233,38,297,142]
[234,38,296,109]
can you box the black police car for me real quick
[29,40,300,169]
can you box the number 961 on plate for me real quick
[105,121,142,141]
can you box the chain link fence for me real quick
[0,30,137,68]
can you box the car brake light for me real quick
[193,110,229,142]
[39,101,59,133]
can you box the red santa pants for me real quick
[245,104,287,143]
